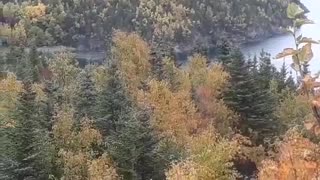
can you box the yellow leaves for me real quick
[166,160,199,180]
[77,120,102,149]
[88,154,119,180]
[188,54,229,97]
[145,80,200,145]
[52,107,75,149]
[112,31,151,96]
[187,54,235,135]
[0,22,27,46]
[32,83,47,102]
[0,73,22,101]
[24,3,47,22]
[298,43,313,63]
[53,107,118,179]
[167,130,238,180]
[53,107,102,151]
[0,73,22,125]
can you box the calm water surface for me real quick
[241,0,320,74]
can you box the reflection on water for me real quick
[241,0,320,74]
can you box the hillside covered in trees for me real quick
[1,0,320,180]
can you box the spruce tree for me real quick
[223,50,255,119]
[28,46,41,82]
[96,63,161,179]
[75,68,97,119]
[250,52,277,141]
[286,73,297,91]
[6,82,53,180]
[217,40,233,66]
[96,64,132,135]
[150,44,165,81]
[258,50,273,89]
[223,50,277,143]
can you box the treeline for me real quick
[0,0,298,51]
[0,30,309,180]
[2,1,320,180]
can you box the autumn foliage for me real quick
[259,130,320,180]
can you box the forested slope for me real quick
[0,0,302,51]
[2,1,320,180]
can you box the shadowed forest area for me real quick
[1,0,320,180]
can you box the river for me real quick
[241,0,320,74]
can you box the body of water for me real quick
[241,0,320,74]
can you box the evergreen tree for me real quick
[96,63,161,179]
[217,40,233,66]
[75,68,97,119]
[223,50,276,143]
[5,82,53,180]
[28,46,41,82]
[273,62,297,95]
[96,64,132,135]
[258,50,273,89]
[150,49,165,81]
[286,73,297,91]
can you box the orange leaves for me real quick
[259,131,320,180]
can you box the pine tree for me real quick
[75,68,97,119]
[6,82,53,180]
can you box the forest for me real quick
[1,0,320,180]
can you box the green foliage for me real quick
[0,0,295,51]
[275,92,312,134]
[222,49,278,142]
[75,68,97,119]
[277,2,317,79]
[2,82,53,180]
[0,1,316,179]
[96,63,162,179]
